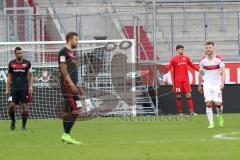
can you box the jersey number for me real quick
[175,88,181,93]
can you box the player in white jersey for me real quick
[198,41,226,128]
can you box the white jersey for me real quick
[199,54,225,85]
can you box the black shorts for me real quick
[9,88,28,105]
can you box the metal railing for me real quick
[49,0,66,36]
[1,0,240,62]
[144,0,240,5]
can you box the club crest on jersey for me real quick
[67,51,77,60]
[23,64,26,67]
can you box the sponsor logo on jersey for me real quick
[67,51,74,57]
[203,65,220,70]
[177,62,187,65]
[13,69,26,72]
[67,51,77,60]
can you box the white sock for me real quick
[206,107,213,125]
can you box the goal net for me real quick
[0,40,136,120]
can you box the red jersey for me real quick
[168,54,199,82]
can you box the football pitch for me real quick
[0,114,239,160]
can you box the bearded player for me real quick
[58,32,85,145]
[5,47,33,130]
[198,41,225,128]
[168,45,199,115]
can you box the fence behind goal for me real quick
[0,40,136,120]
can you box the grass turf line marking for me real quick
[0,138,207,148]
[213,132,240,140]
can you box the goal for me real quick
[0,40,136,120]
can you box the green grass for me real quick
[0,114,240,160]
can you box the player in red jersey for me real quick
[168,45,199,115]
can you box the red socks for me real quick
[176,98,182,113]
[187,98,194,113]
[176,97,195,113]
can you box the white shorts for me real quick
[203,84,222,103]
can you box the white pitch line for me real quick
[213,132,240,140]
[0,138,207,148]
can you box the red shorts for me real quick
[173,81,192,94]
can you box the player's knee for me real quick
[206,102,212,108]
[8,102,15,110]
[215,102,222,108]
[63,112,77,122]
[186,96,192,99]
[186,93,192,99]
[63,112,71,119]
[176,94,181,99]
[20,103,28,117]
[21,103,28,111]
